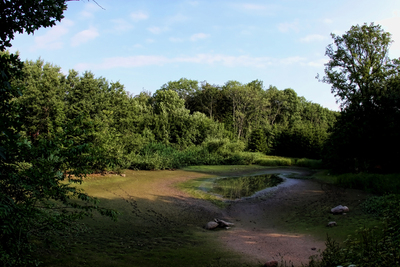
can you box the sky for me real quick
[9,0,400,111]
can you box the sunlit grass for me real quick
[36,169,258,267]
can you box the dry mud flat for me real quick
[216,173,325,266]
[204,168,372,266]
[65,167,372,267]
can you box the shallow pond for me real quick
[210,174,283,200]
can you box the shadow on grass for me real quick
[35,181,259,267]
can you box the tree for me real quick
[12,59,67,142]
[0,0,67,50]
[321,23,396,109]
[321,23,400,172]
[159,78,199,105]
[0,1,117,266]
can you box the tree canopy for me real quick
[321,23,400,172]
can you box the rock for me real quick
[264,260,278,267]
[331,205,349,214]
[120,174,126,177]
[205,219,234,230]
[327,221,337,227]
[205,221,219,230]
[214,218,234,227]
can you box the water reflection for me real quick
[210,174,283,199]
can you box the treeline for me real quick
[161,78,337,159]
[10,57,338,171]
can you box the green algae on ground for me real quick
[210,174,283,199]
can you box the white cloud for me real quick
[279,56,306,65]
[75,56,170,71]
[148,26,168,34]
[79,2,101,19]
[299,34,327,43]
[167,13,188,24]
[278,20,299,33]
[233,3,279,15]
[71,27,99,47]
[31,19,74,50]
[188,1,199,6]
[130,11,148,21]
[241,4,268,10]
[169,37,184,43]
[323,18,333,24]
[74,54,322,71]
[111,19,134,33]
[306,58,327,67]
[190,33,210,41]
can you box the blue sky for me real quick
[10,0,400,110]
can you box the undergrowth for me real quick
[306,194,400,267]
[127,140,323,170]
[334,172,400,195]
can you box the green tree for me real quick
[0,2,117,266]
[159,78,199,105]
[321,23,400,172]
[321,23,396,109]
[12,59,67,142]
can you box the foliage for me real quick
[362,194,400,216]
[321,23,400,173]
[333,172,400,195]
[309,194,400,267]
[1,2,118,266]
[0,0,67,50]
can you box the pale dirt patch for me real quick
[81,167,370,267]
[136,168,327,266]
[215,177,326,266]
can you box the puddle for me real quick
[209,174,283,200]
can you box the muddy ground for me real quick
[39,166,374,267]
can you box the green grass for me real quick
[176,177,227,208]
[34,169,259,267]
[312,171,400,195]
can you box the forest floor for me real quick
[38,166,376,267]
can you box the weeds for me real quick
[334,173,400,195]
[127,141,323,171]
[308,194,400,267]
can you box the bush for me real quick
[309,194,400,267]
[334,173,400,195]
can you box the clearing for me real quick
[39,166,375,267]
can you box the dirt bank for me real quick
[40,166,372,267]
[217,176,326,266]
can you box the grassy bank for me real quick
[35,169,258,267]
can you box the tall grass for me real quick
[308,194,400,267]
[127,139,324,170]
[334,172,400,195]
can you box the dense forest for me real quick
[8,59,338,172]
[1,1,400,266]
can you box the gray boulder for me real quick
[331,205,349,214]
[204,221,219,230]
